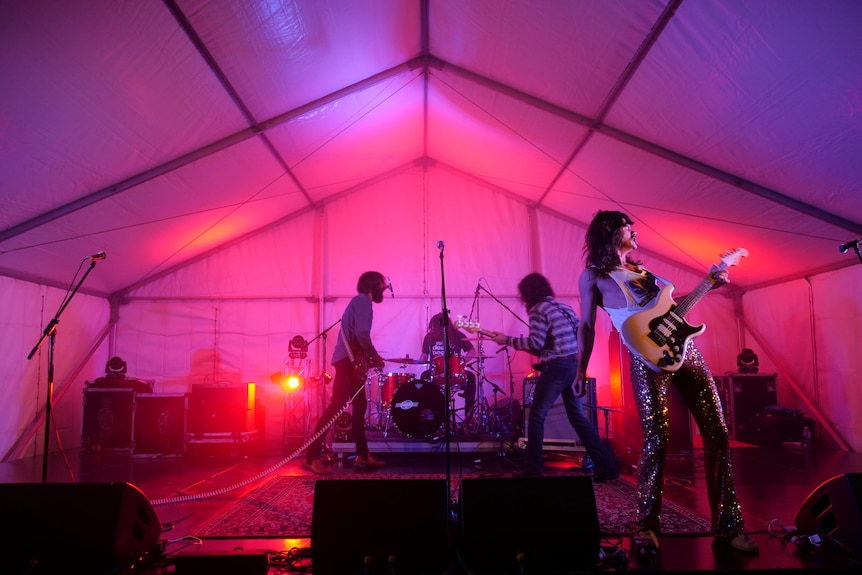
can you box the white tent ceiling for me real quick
[2,0,861,296]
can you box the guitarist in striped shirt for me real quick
[575,210,758,555]
[489,273,618,480]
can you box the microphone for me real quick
[89,251,107,261]
[475,277,482,296]
[838,238,861,253]
[386,276,394,298]
[436,240,445,252]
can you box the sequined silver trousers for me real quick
[629,343,746,538]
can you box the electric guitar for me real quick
[353,350,372,381]
[341,328,374,381]
[619,248,748,373]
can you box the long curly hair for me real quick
[426,312,454,337]
[517,273,554,309]
[583,210,635,274]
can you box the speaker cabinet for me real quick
[82,388,135,452]
[133,393,188,456]
[312,479,449,575]
[714,374,778,440]
[0,482,162,574]
[459,476,599,574]
[522,376,597,451]
[190,383,256,435]
[794,473,862,559]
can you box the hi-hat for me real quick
[385,357,429,365]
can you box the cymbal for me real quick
[385,357,429,365]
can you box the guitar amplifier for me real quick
[133,393,188,456]
[715,374,778,441]
[519,376,597,452]
[82,388,135,452]
[189,383,256,435]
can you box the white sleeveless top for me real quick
[601,266,664,331]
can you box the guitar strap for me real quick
[340,325,357,365]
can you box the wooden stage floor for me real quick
[1,433,861,574]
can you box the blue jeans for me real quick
[525,357,618,477]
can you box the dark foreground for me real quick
[1,434,861,574]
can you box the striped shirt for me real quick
[510,297,579,362]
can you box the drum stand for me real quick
[468,336,493,434]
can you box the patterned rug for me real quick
[196,474,711,538]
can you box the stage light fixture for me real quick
[105,356,127,379]
[737,348,759,373]
[285,373,302,391]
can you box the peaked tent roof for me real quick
[2,0,861,297]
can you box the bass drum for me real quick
[391,379,446,438]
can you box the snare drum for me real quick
[432,355,466,386]
[391,379,446,438]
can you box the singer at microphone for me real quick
[89,251,107,261]
[838,238,861,253]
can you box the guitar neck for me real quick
[674,263,726,318]
[472,327,496,338]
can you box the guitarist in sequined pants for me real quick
[575,210,758,555]
[303,271,389,475]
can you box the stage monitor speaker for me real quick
[459,476,599,574]
[794,473,862,559]
[0,482,162,574]
[312,479,449,575]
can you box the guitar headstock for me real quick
[720,247,748,267]
[455,315,481,333]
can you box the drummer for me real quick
[419,313,478,422]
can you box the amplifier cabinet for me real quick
[133,393,188,456]
[519,376,597,452]
[82,388,135,452]
[190,383,256,435]
[715,374,778,441]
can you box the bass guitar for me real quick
[619,248,748,373]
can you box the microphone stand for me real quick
[471,284,529,469]
[27,258,100,483]
[435,242,456,553]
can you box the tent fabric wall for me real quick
[108,168,739,453]
[0,276,110,461]
[3,169,856,459]
[743,267,862,452]
[3,1,862,459]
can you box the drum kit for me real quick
[365,355,475,439]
